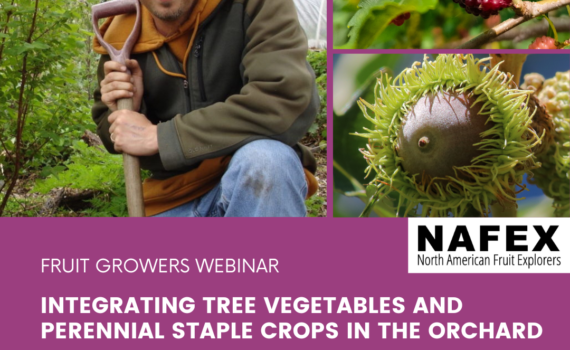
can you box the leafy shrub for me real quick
[34,141,129,217]
[306,194,326,218]
[307,50,327,147]
[0,0,99,215]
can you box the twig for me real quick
[492,17,570,42]
[458,0,570,49]
[33,20,63,42]
[0,0,15,63]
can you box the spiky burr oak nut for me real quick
[353,54,541,217]
[521,73,545,93]
[532,71,570,216]
[521,73,554,157]
[397,91,487,178]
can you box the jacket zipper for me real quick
[194,34,207,102]
[183,78,191,112]
[162,45,191,112]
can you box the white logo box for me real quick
[408,218,570,273]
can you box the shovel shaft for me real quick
[118,97,145,217]
[123,154,145,217]
[92,0,143,217]
[117,97,134,116]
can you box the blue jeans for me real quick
[153,140,308,217]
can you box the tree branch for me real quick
[492,17,570,43]
[512,0,570,18]
[458,0,570,49]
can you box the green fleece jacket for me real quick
[92,0,319,182]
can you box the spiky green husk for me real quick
[535,71,570,217]
[354,54,540,217]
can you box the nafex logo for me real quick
[418,225,559,252]
[408,218,569,274]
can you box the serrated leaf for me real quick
[337,0,438,49]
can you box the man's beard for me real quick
[150,6,185,22]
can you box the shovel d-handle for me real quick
[92,0,144,217]
[92,0,141,65]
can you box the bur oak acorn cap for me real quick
[353,54,541,217]
[531,71,570,217]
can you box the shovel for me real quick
[92,0,144,217]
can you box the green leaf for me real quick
[30,41,50,50]
[40,165,67,179]
[308,122,319,135]
[337,0,438,49]
[79,29,94,37]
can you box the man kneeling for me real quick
[92,0,319,217]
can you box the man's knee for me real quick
[233,140,301,173]
[226,140,305,193]
[219,140,308,216]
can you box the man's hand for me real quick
[108,110,158,156]
[100,59,144,112]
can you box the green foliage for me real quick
[333,0,570,49]
[336,0,438,49]
[33,141,129,217]
[333,55,401,203]
[0,0,96,166]
[305,194,325,218]
[307,50,327,147]
[0,190,43,217]
[304,50,327,218]
[0,0,101,215]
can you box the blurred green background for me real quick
[333,0,570,49]
[332,54,570,217]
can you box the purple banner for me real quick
[0,218,567,349]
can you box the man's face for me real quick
[140,0,196,22]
